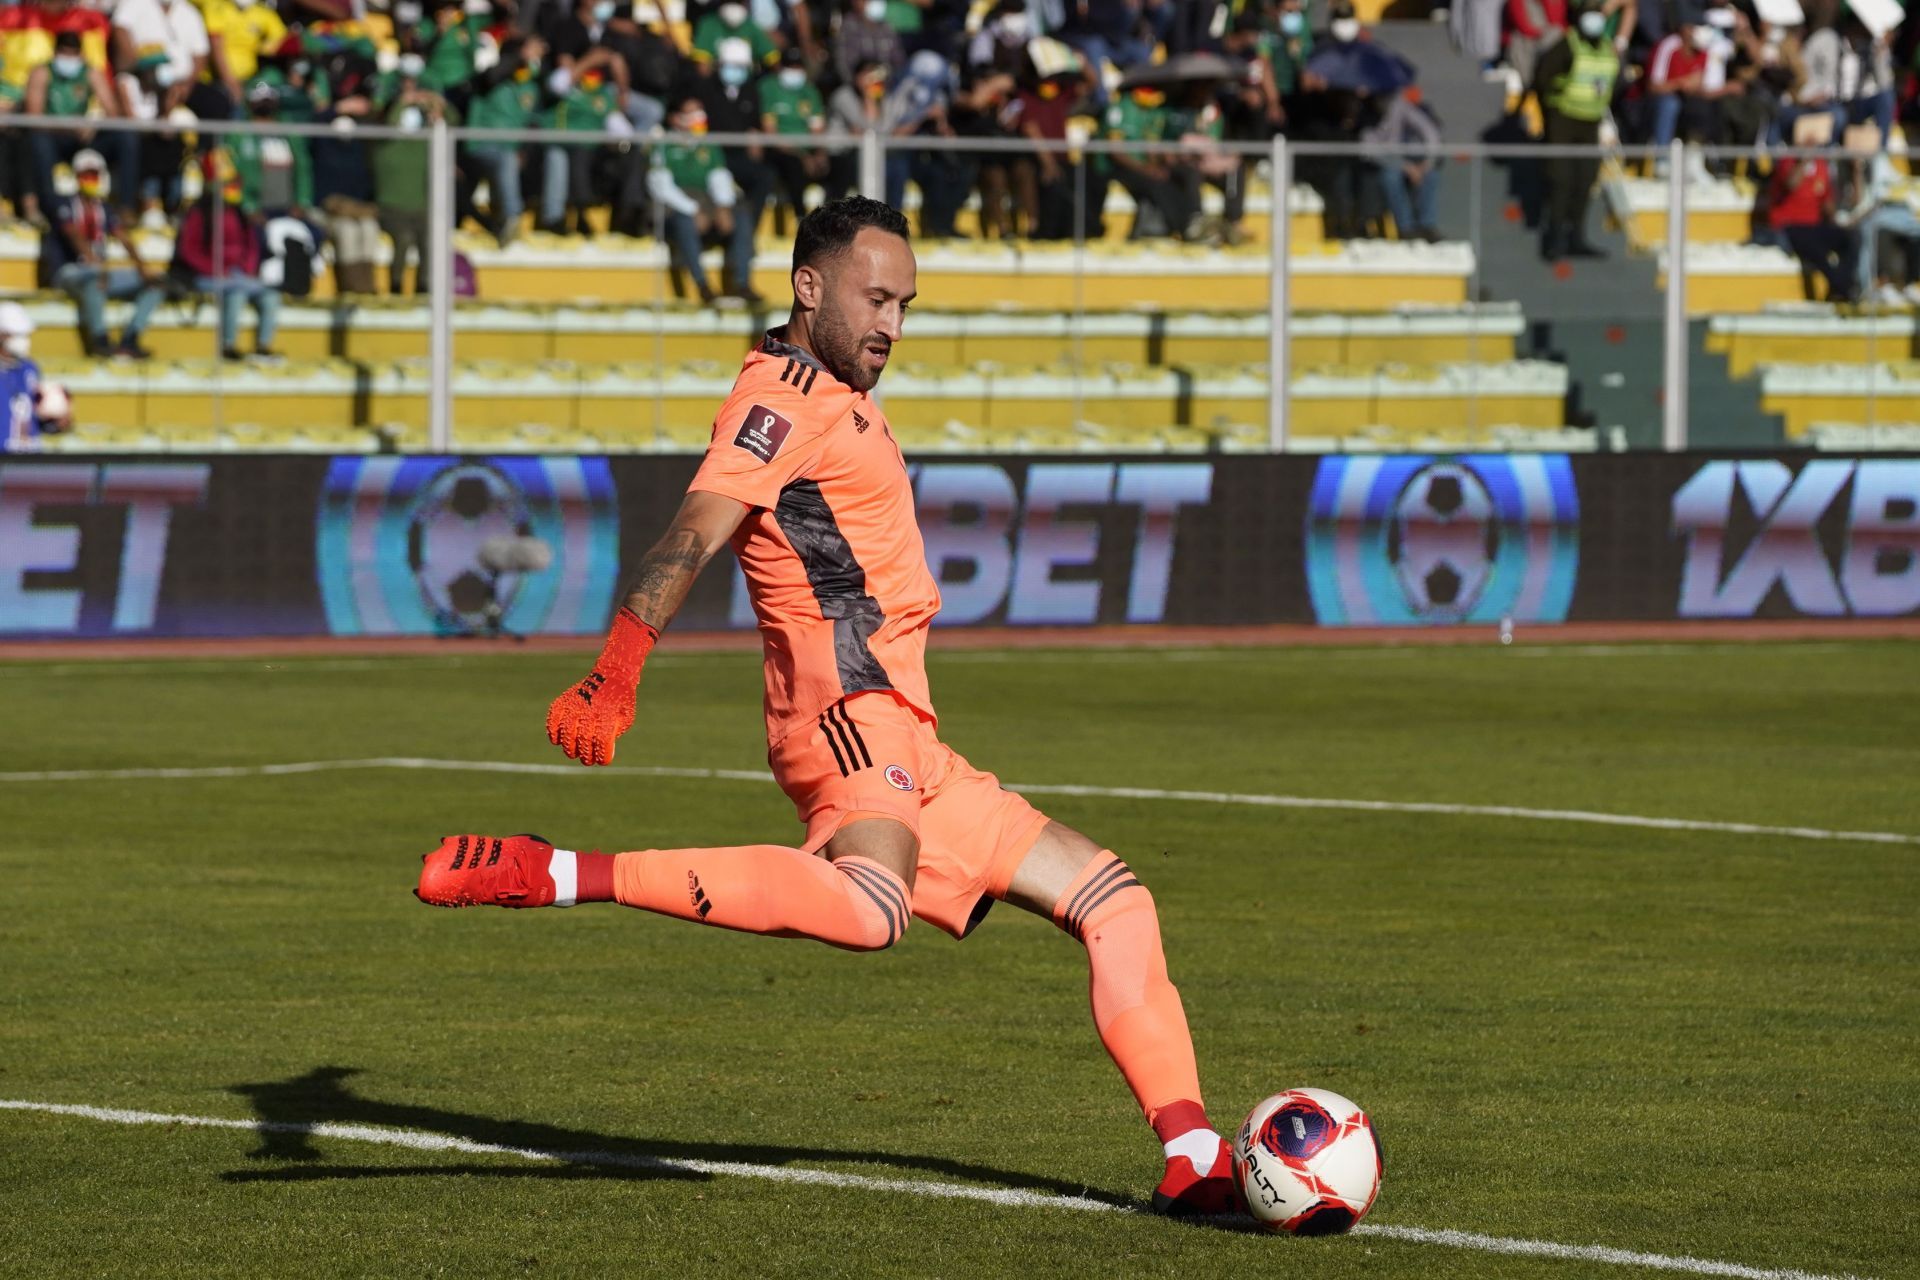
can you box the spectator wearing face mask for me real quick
[966,0,1031,78]
[0,302,69,452]
[649,95,739,304]
[373,59,458,293]
[697,37,772,299]
[25,31,136,226]
[693,1,778,73]
[837,0,905,86]
[467,34,544,244]
[112,0,230,119]
[175,160,283,359]
[1646,17,1732,151]
[759,45,842,215]
[42,149,166,359]
[1533,0,1618,260]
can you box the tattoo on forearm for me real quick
[621,527,713,630]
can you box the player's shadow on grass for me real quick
[218,1065,1138,1211]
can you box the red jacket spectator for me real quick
[1648,32,1708,89]
[1766,157,1832,230]
[177,199,259,278]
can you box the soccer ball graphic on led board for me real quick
[1233,1087,1382,1235]
[406,462,535,629]
[1386,461,1499,621]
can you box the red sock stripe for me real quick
[1150,1099,1212,1145]
[577,851,615,903]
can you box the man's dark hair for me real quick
[792,196,909,275]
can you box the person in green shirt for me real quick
[25,32,136,223]
[248,56,332,124]
[1267,0,1314,100]
[758,46,840,214]
[1105,84,1201,240]
[465,34,545,244]
[230,81,314,217]
[691,2,778,72]
[647,95,740,304]
[371,69,460,294]
[537,57,638,235]
[421,0,485,96]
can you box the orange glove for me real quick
[546,608,659,765]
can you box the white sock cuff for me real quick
[1164,1128,1224,1175]
[550,848,578,908]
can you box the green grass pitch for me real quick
[1,638,1916,1279]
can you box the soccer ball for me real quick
[405,462,534,629]
[1233,1087,1382,1235]
[36,381,71,426]
[1386,462,1498,621]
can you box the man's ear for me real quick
[792,263,822,310]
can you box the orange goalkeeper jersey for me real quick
[688,328,940,747]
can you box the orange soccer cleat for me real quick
[416,833,562,908]
[1151,1134,1240,1217]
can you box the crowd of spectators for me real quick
[0,0,1466,335]
[1,0,1916,347]
[1500,0,1917,289]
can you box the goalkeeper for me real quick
[416,197,1235,1216]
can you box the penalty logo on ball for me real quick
[1304,454,1580,627]
[315,456,619,636]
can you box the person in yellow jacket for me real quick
[1532,0,1620,261]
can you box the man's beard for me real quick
[811,298,882,393]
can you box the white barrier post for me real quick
[1268,134,1291,452]
[1662,137,1688,452]
[859,128,884,202]
[428,116,454,453]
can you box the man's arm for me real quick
[546,489,747,764]
[621,489,747,628]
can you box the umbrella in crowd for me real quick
[1303,37,1415,94]
[1115,51,1240,90]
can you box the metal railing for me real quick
[4,112,1903,454]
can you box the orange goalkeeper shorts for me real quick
[768,690,1052,940]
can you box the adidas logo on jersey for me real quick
[853,411,869,433]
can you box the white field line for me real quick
[0,1098,1870,1280]
[0,756,1914,849]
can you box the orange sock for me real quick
[1055,851,1210,1140]
[609,845,909,951]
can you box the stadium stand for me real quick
[4,0,1919,452]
